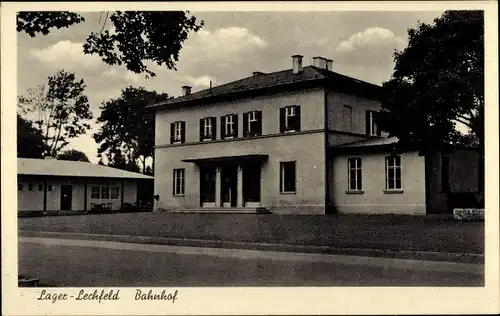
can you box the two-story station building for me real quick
[148,55,481,215]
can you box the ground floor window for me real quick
[91,185,120,199]
[173,169,185,196]
[280,161,296,194]
[386,155,402,190]
[348,157,362,191]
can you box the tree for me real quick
[93,86,168,173]
[17,11,203,78]
[18,70,93,157]
[17,115,46,158]
[58,149,90,162]
[376,10,484,196]
[106,148,141,173]
[377,10,484,153]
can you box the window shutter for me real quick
[211,117,217,140]
[180,121,186,143]
[221,116,226,139]
[279,108,286,132]
[295,106,301,131]
[170,123,175,144]
[256,110,262,135]
[365,110,370,135]
[199,118,205,141]
[233,114,239,137]
[374,112,381,136]
[243,112,249,137]
[279,163,283,192]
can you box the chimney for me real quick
[252,71,266,76]
[182,85,192,96]
[292,55,303,74]
[312,56,328,69]
[326,59,333,71]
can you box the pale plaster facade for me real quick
[18,176,138,213]
[331,151,427,215]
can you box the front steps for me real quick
[176,207,271,214]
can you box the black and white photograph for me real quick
[2,1,498,315]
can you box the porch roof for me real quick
[182,154,269,164]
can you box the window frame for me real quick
[173,168,185,196]
[285,106,296,132]
[280,161,296,194]
[173,121,183,143]
[385,155,402,191]
[347,157,363,192]
[91,186,101,199]
[203,117,212,140]
[366,110,379,136]
[101,186,110,199]
[225,114,235,138]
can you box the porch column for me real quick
[120,180,125,210]
[215,167,221,207]
[83,179,88,212]
[43,178,48,212]
[237,165,244,207]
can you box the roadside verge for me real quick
[19,230,484,265]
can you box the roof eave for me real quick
[147,77,328,111]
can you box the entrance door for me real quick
[243,163,261,206]
[221,166,237,207]
[200,166,216,207]
[60,185,73,211]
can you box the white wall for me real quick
[331,151,426,215]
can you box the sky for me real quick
[17,10,445,163]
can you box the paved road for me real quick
[19,237,483,287]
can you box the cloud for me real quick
[336,27,406,53]
[29,40,102,70]
[333,27,406,67]
[179,27,267,71]
[179,75,216,88]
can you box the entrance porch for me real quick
[182,154,270,213]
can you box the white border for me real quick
[2,2,499,315]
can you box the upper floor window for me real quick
[28,184,33,191]
[342,105,353,131]
[365,110,380,136]
[38,184,43,191]
[385,155,402,190]
[280,105,301,133]
[170,121,186,144]
[200,117,216,141]
[243,110,262,137]
[18,183,23,191]
[221,114,238,139]
[347,158,362,191]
